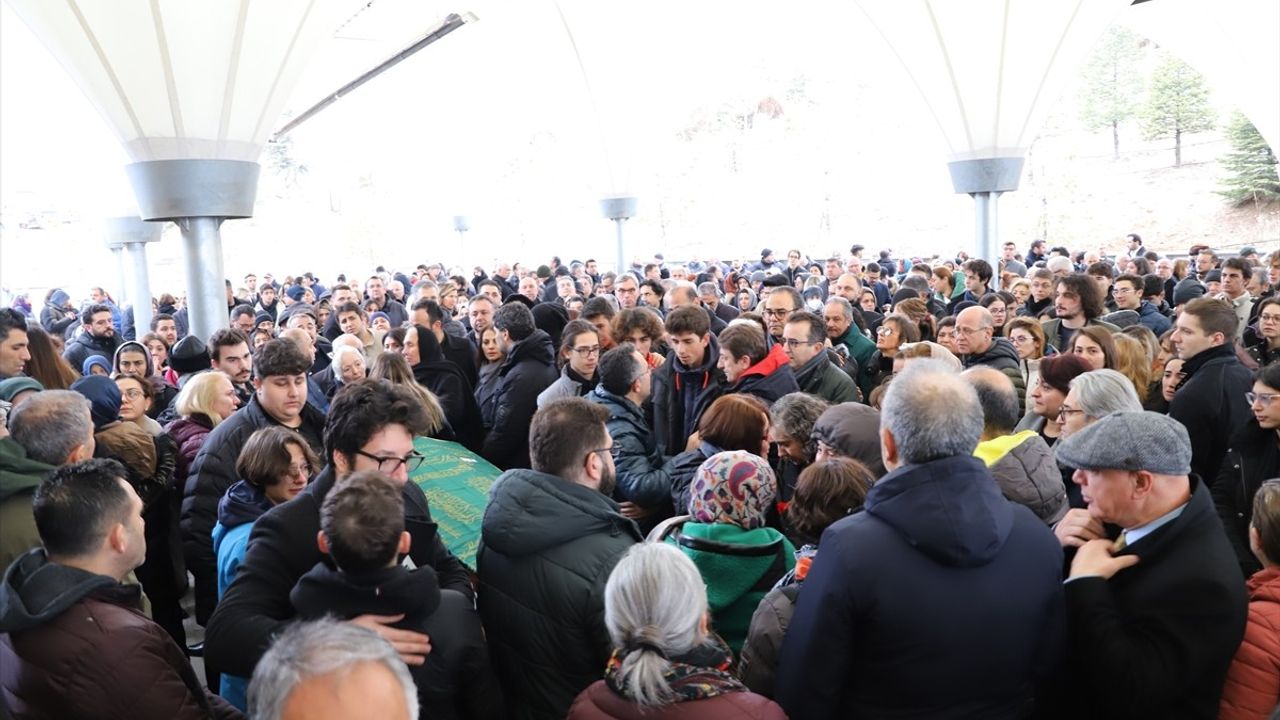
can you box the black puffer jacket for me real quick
[181,397,325,625]
[481,331,557,470]
[587,387,674,509]
[1213,421,1280,579]
[964,337,1027,406]
[1169,345,1254,482]
[477,469,642,720]
[292,564,503,720]
[61,331,121,372]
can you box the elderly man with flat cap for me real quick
[1055,412,1247,720]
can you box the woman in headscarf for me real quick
[651,450,796,655]
[400,324,483,451]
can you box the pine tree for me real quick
[1141,53,1214,167]
[1217,112,1280,206]
[1079,26,1143,160]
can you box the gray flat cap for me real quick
[1056,411,1191,475]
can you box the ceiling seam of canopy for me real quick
[250,0,318,145]
[65,0,150,157]
[1015,0,1087,149]
[148,0,184,138]
[854,3,956,157]
[551,0,615,188]
[925,0,974,153]
[217,0,251,157]
[993,0,1011,153]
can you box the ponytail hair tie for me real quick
[624,639,668,659]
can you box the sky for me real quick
[0,0,1267,303]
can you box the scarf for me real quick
[604,633,746,703]
[565,365,599,395]
[1176,343,1237,391]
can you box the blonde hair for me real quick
[175,371,234,427]
[366,353,446,436]
[1110,334,1152,403]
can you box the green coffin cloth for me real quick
[409,436,500,568]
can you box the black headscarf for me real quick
[407,325,484,451]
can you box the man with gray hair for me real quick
[776,360,1065,718]
[965,367,1068,524]
[1,390,96,570]
[1052,412,1246,718]
[248,617,418,720]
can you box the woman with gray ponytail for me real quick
[567,543,785,719]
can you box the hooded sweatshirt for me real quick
[0,438,56,571]
[775,454,1065,719]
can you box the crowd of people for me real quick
[0,236,1278,719]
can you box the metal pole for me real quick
[178,217,228,341]
[614,217,627,276]
[124,241,154,336]
[972,191,1002,264]
[110,246,129,307]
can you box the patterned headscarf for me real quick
[687,450,776,530]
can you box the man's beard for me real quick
[598,464,617,498]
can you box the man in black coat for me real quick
[776,362,1065,719]
[480,303,557,470]
[205,380,472,681]
[61,304,121,371]
[411,299,478,389]
[1054,412,1247,719]
[477,398,642,720]
[1168,298,1254,481]
[363,275,408,327]
[181,339,325,628]
[651,307,726,456]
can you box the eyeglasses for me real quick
[586,446,614,464]
[1260,313,1280,324]
[285,462,311,478]
[876,326,897,336]
[1247,392,1280,407]
[953,326,985,336]
[354,450,426,474]
[1056,406,1086,421]
[1008,334,1032,345]
[763,308,794,318]
[571,345,601,356]
[120,388,145,400]
[781,337,818,349]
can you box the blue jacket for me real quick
[775,454,1065,719]
[210,479,273,712]
[1134,300,1172,336]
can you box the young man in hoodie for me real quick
[651,306,725,456]
[717,322,800,406]
[775,362,1065,718]
[0,459,242,719]
[290,471,502,720]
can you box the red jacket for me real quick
[568,680,786,720]
[1219,566,1280,719]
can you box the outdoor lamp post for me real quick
[453,215,470,244]
[7,0,357,342]
[855,0,1131,262]
[600,196,638,276]
[105,216,161,335]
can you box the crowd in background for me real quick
[0,234,1278,719]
